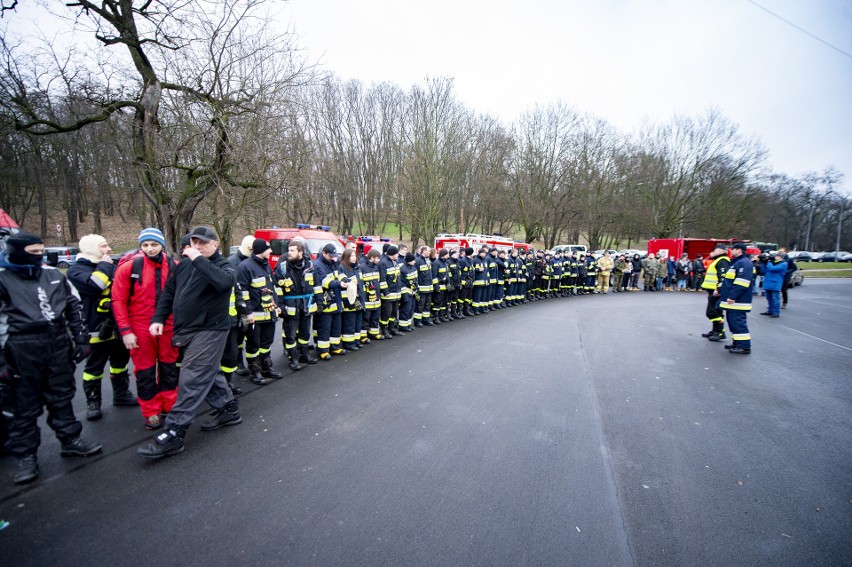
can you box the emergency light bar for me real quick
[295,223,331,231]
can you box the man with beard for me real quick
[274,239,320,370]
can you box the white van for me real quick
[551,244,587,255]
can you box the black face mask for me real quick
[8,248,44,268]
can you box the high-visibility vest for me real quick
[701,256,729,290]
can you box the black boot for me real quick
[287,348,303,371]
[432,313,442,325]
[299,346,319,364]
[83,380,103,421]
[248,360,270,385]
[260,355,284,380]
[390,322,403,336]
[14,454,39,484]
[137,427,186,459]
[201,399,242,431]
[236,355,249,376]
[224,372,243,396]
[60,437,103,457]
[110,372,138,406]
[381,324,393,339]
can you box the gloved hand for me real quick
[72,336,92,364]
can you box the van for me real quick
[254,224,345,269]
[550,244,587,256]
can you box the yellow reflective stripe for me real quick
[82,372,102,381]
[734,278,751,287]
[252,311,272,321]
[220,365,237,373]
[322,273,335,288]
[90,271,110,290]
[251,276,266,288]
[242,291,250,301]
[720,302,752,311]
[732,333,751,341]
[109,366,129,374]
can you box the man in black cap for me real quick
[236,238,282,385]
[379,244,402,337]
[414,245,433,327]
[398,252,418,331]
[313,242,348,359]
[0,232,102,484]
[431,248,450,323]
[717,243,755,354]
[471,247,489,314]
[701,244,731,342]
[138,226,242,459]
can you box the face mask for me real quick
[8,247,44,268]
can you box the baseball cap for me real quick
[322,243,338,256]
[188,226,218,242]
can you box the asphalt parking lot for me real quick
[1,279,850,566]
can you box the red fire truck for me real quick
[647,238,761,259]
[254,224,345,269]
[433,233,532,254]
[339,235,395,256]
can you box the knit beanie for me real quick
[78,234,107,263]
[139,227,166,248]
[239,235,255,257]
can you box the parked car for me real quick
[43,246,79,269]
[838,252,852,263]
[817,251,849,263]
[229,245,240,256]
[789,269,804,286]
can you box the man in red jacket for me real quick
[112,228,179,430]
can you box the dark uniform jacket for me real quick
[274,257,321,316]
[67,257,117,342]
[237,255,278,322]
[314,255,345,313]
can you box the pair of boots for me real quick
[703,322,727,341]
[82,374,138,421]
[14,437,103,484]
[247,354,283,385]
[298,346,319,365]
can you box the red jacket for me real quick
[112,253,176,336]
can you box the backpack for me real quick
[117,250,174,296]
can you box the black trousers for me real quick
[341,310,363,346]
[82,338,130,382]
[220,324,241,373]
[3,329,82,457]
[282,312,312,350]
[245,320,276,360]
[416,292,432,322]
[705,291,724,324]
[380,299,398,326]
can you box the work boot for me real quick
[247,360,270,385]
[13,455,39,484]
[201,400,242,431]
[729,347,751,355]
[422,317,434,326]
[390,322,403,336]
[60,437,103,457]
[432,314,442,325]
[287,348,303,371]
[110,373,138,406]
[700,328,716,338]
[381,324,393,339]
[707,332,727,342]
[260,355,283,379]
[224,372,243,396]
[299,346,319,364]
[82,380,103,422]
[236,356,249,376]
[137,428,186,459]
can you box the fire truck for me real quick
[254,224,345,269]
[339,235,395,256]
[433,233,532,254]
[647,238,762,259]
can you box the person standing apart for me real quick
[718,243,755,355]
[0,232,102,484]
[701,245,731,342]
[137,227,242,459]
[760,252,788,318]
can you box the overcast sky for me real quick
[284,0,852,191]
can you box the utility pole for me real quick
[836,197,846,256]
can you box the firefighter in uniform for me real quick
[431,248,450,322]
[471,247,489,314]
[379,245,402,337]
[67,234,137,421]
[414,246,433,326]
[459,247,475,315]
[227,235,255,376]
[484,247,497,309]
[218,277,247,392]
[399,252,418,330]
[585,254,598,294]
[718,243,754,354]
[339,247,366,350]
[495,249,508,308]
[549,251,562,298]
[274,239,320,369]
[701,244,731,342]
[446,249,463,319]
[237,239,283,384]
[596,251,614,294]
[0,232,102,484]
[313,243,349,359]
[358,248,382,341]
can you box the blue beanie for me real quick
[139,227,166,248]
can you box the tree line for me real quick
[0,0,849,252]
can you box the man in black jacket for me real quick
[0,232,102,484]
[137,226,241,459]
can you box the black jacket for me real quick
[153,250,236,333]
[67,257,117,339]
[0,261,86,343]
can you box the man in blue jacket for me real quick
[718,243,755,354]
[760,252,788,318]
